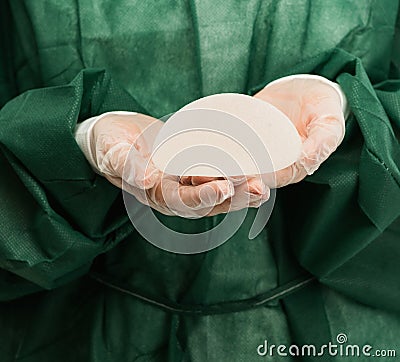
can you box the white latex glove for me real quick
[254,74,348,188]
[179,175,270,214]
[75,112,270,218]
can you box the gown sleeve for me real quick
[242,2,400,313]
[268,19,400,312]
[0,6,147,299]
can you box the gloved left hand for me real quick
[254,75,347,187]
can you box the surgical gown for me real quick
[0,1,399,361]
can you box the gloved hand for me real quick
[254,75,347,188]
[179,175,270,215]
[75,112,270,218]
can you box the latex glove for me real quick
[179,175,270,215]
[75,112,269,218]
[254,75,348,188]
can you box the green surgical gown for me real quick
[0,0,400,361]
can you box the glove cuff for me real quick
[74,111,138,172]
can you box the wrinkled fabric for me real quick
[0,0,399,361]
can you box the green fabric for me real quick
[0,0,400,361]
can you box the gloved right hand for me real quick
[75,112,270,218]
